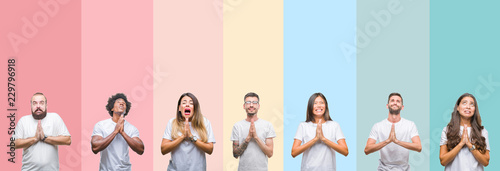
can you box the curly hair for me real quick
[105,93,132,117]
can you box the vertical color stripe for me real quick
[0,0,81,170]
[283,0,356,170]
[82,0,153,170]
[430,1,500,170]
[153,0,223,170]
[223,0,284,170]
[357,0,430,170]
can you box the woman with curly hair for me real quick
[439,93,490,170]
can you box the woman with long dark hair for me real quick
[439,93,490,170]
[291,93,348,170]
[161,93,215,171]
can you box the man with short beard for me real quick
[364,93,422,171]
[14,92,71,171]
[231,92,276,171]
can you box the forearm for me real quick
[233,138,250,158]
[254,137,273,158]
[322,139,348,156]
[161,138,183,155]
[471,150,490,166]
[364,140,389,155]
[439,144,462,166]
[45,136,71,146]
[291,138,317,158]
[14,137,37,149]
[395,140,421,152]
[122,133,144,155]
[91,133,118,154]
[193,141,214,155]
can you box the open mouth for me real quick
[315,109,323,112]
[184,108,191,115]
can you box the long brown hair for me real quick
[306,93,332,122]
[446,93,487,153]
[171,93,208,142]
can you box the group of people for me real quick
[13,92,490,170]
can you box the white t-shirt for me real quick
[91,118,140,171]
[440,126,490,171]
[368,118,419,171]
[14,113,71,171]
[163,117,216,171]
[230,119,276,171]
[294,121,345,171]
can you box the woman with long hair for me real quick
[161,93,215,171]
[439,93,490,170]
[291,93,348,170]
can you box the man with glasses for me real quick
[231,92,276,171]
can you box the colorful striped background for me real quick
[1,0,499,170]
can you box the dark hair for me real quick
[306,93,332,122]
[244,92,259,102]
[388,92,403,105]
[106,93,132,117]
[446,93,487,153]
[31,92,47,103]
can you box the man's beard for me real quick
[246,108,257,116]
[389,106,401,115]
[32,108,47,120]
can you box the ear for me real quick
[386,104,389,109]
[401,105,404,110]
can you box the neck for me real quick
[112,113,121,123]
[460,117,472,126]
[313,116,325,124]
[387,113,401,123]
[246,114,258,122]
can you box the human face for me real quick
[31,94,47,120]
[243,96,259,116]
[313,96,326,117]
[387,95,403,115]
[457,96,475,119]
[179,96,194,119]
[111,98,127,115]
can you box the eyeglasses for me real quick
[244,101,259,105]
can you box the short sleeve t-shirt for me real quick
[230,119,276,171]
[368,118,419,171]
[14,113,71,171]
[163,117,216,171]
[294,121,345,171]
[440,126,490,171]
[92,118,140,171]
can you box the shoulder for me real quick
[481,127,488,136]
[19,114,33,122]
[124,120,137,128]
[95,118,111,126]
[326,120,339,125]
[233,119,247,126]
[202,116,211,124]
[401,118,416,125]
[47,113,64,121]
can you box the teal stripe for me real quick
[430,1,500,170]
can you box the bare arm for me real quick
[471,149,490,166]
[160,136,185,155]
[291,138,318,158]
[14,137,38,149]
[394,136,421,152]
[364,138,390,155]
[233,137,251,158]
[322,138,349,156]
[193,140,214,155]
[254,137,273,158]
[91,133,118,154]
[439,127,467,166]
[121,132,144,155]
[45,136,71,146]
